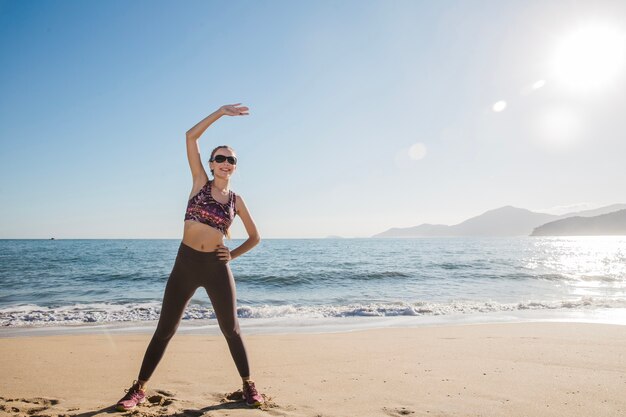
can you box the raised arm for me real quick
[185,103,249,183]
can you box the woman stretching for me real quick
[115,103,264,410]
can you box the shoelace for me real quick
[244,382,259,397]
[123,386,144,401]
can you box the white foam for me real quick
[2,297,626,328]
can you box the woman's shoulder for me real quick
[232,190,246,210]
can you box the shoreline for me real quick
[1,321,625,417]
[2,307,625,338]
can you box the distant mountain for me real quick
[446,206,557,236]
[374,223,451,237]
[557,203,626,219]
[374,206,556,237]
[531,209,626,236]
[373,204,626,238]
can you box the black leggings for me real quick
[137,242,250,381]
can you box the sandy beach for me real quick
[1,321,625,417]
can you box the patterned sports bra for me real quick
[184,180,236,235]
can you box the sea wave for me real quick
[505,272,624,283]
[234,270,413,286]
[2,297,626,327]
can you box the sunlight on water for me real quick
[527,237,626,297]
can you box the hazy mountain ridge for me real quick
[556,203,626,219]
[531,209,626,236]
[373,204,626,237]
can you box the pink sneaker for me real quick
[242,380,264,407]
[116,380,146,411]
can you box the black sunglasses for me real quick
[210,155,237,165]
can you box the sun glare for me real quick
[553,24,626,92]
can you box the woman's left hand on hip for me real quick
[216,244,232,262]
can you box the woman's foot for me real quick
[242,380,264,407]
[116,380,146,411]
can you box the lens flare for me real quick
[492,101,507,112]
[409,143,427,160]
[532,80,546,90]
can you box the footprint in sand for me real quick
[0,396,60,416]
[382,406,416,416]
[146,393,176,407]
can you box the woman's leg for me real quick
[137,254,198,382]
[203,262,250,378]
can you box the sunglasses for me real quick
[210,155,237,165]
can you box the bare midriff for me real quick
[182,220,224,252]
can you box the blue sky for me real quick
[1,0,625,238]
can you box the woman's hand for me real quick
[220,103,249,116]
[216,244,232,262]
[186,105,242,142]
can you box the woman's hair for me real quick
[208,145,236,240]
[208,145,236,176]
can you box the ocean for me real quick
[1,237,625,335]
